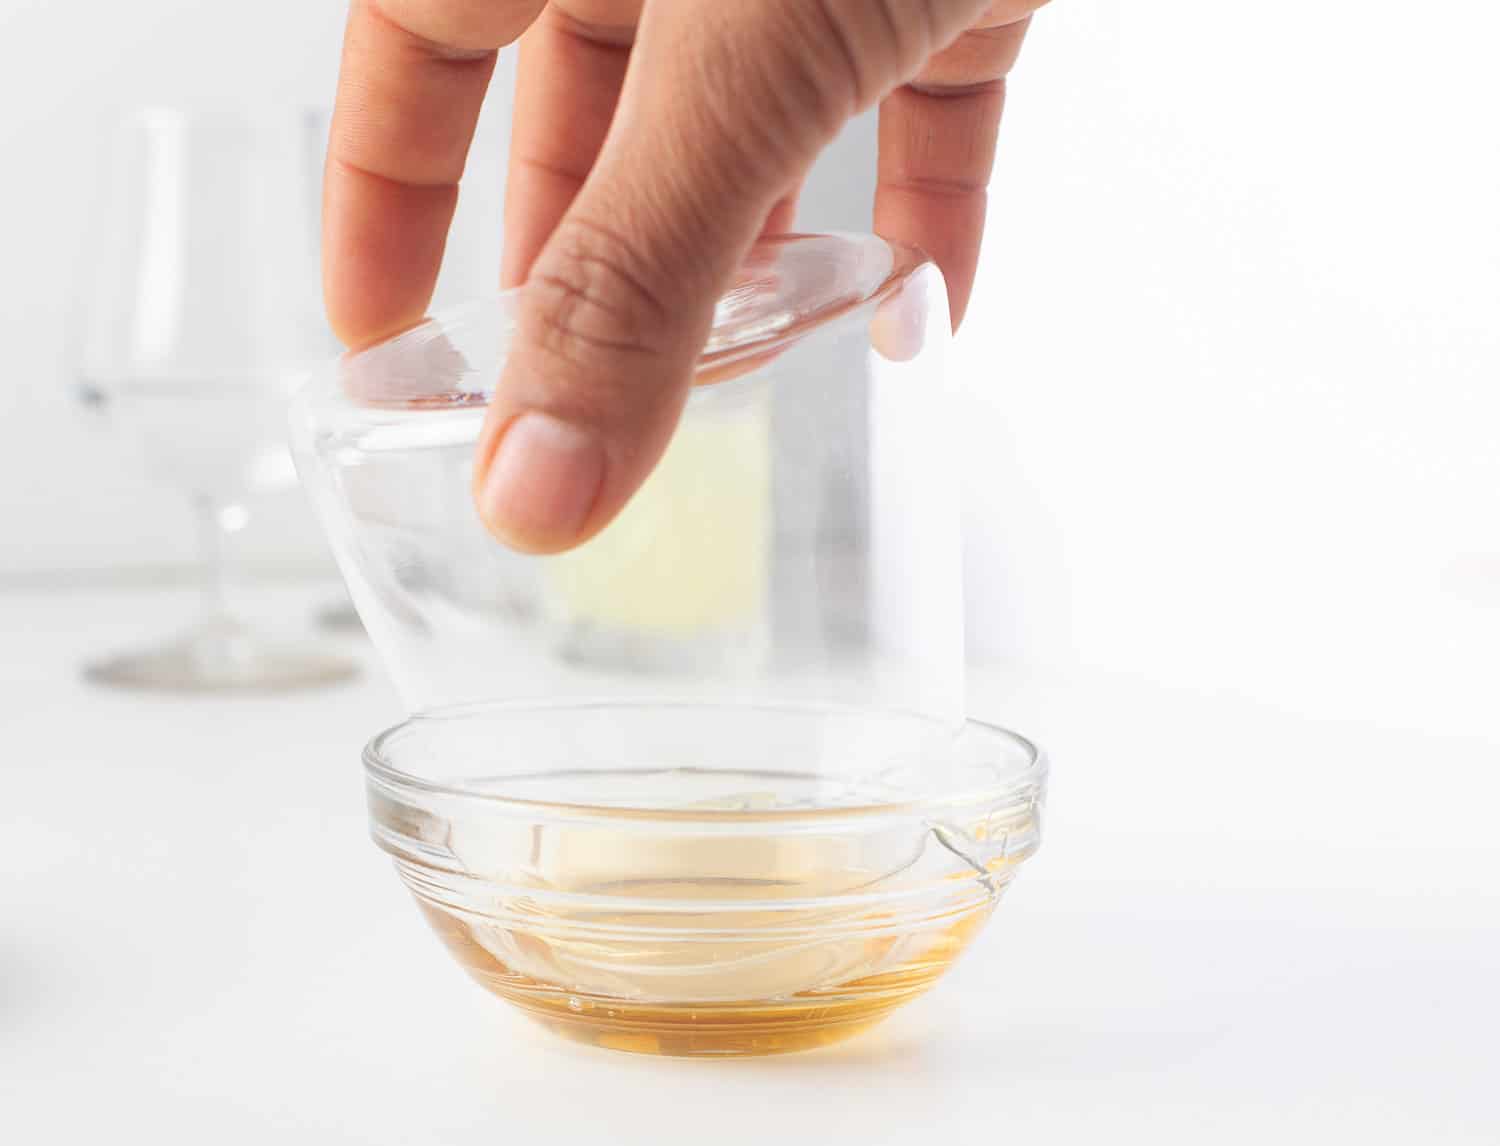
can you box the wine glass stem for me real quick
[194,497,230,625]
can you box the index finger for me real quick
[323,0,544,347]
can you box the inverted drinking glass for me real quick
[292,232,1046,1056]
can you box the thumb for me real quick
[473,0,989,553]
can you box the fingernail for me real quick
[477,412,605,551]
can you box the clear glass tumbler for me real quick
[293,233,1046,1056]
[295,233,963,716]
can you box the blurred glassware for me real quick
[315,593,366,635]
[71,105,355,690]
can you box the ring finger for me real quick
[501,0,646,288]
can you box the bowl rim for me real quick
[362,698,1046,827]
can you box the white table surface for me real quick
[3,583,1496,1144]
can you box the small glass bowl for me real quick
[366,700,1045,1057]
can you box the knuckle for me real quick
[522,218,672,377]
[548,1,642,45]
[975,1,1050,27]
[701,1,859,158]
[915,18,1029,91]
[370,0,546,53]
[794,0,1036,113]
[879,81,1005,196]
[801,0,929,110]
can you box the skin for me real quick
[324,0,1049,553]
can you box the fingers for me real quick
[501,3,641,289]
[875,4,1042,327]
[762,184,803,236]
[502,0,800,292]
[875,80,1006,328]
[323,0,544,347]
[476,0,961,553]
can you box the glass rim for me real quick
[312,232,932,417]
[362,698,1046,827]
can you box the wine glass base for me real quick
[314,600,365,634]
[84,617,358,693]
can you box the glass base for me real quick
[315,599,365,634]
[507,990,905,1058]
[84,616,358,693]
[418,895,985,1058]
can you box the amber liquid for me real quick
[416,895,991,1057]
[401,772,1033,1057]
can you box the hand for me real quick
[324,0,1046,552]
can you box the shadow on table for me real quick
[0,937,52,1032]
[725,1012,1221,1083]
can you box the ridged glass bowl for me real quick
[367,701,1045,1056]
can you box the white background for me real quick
[2,4,1498,1140]
[960,3,1500,736]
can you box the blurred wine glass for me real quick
[71,105,355,690]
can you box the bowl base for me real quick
[418,899,988,1057]
[501,980,914,1057]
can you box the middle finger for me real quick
[501,0,645,288]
